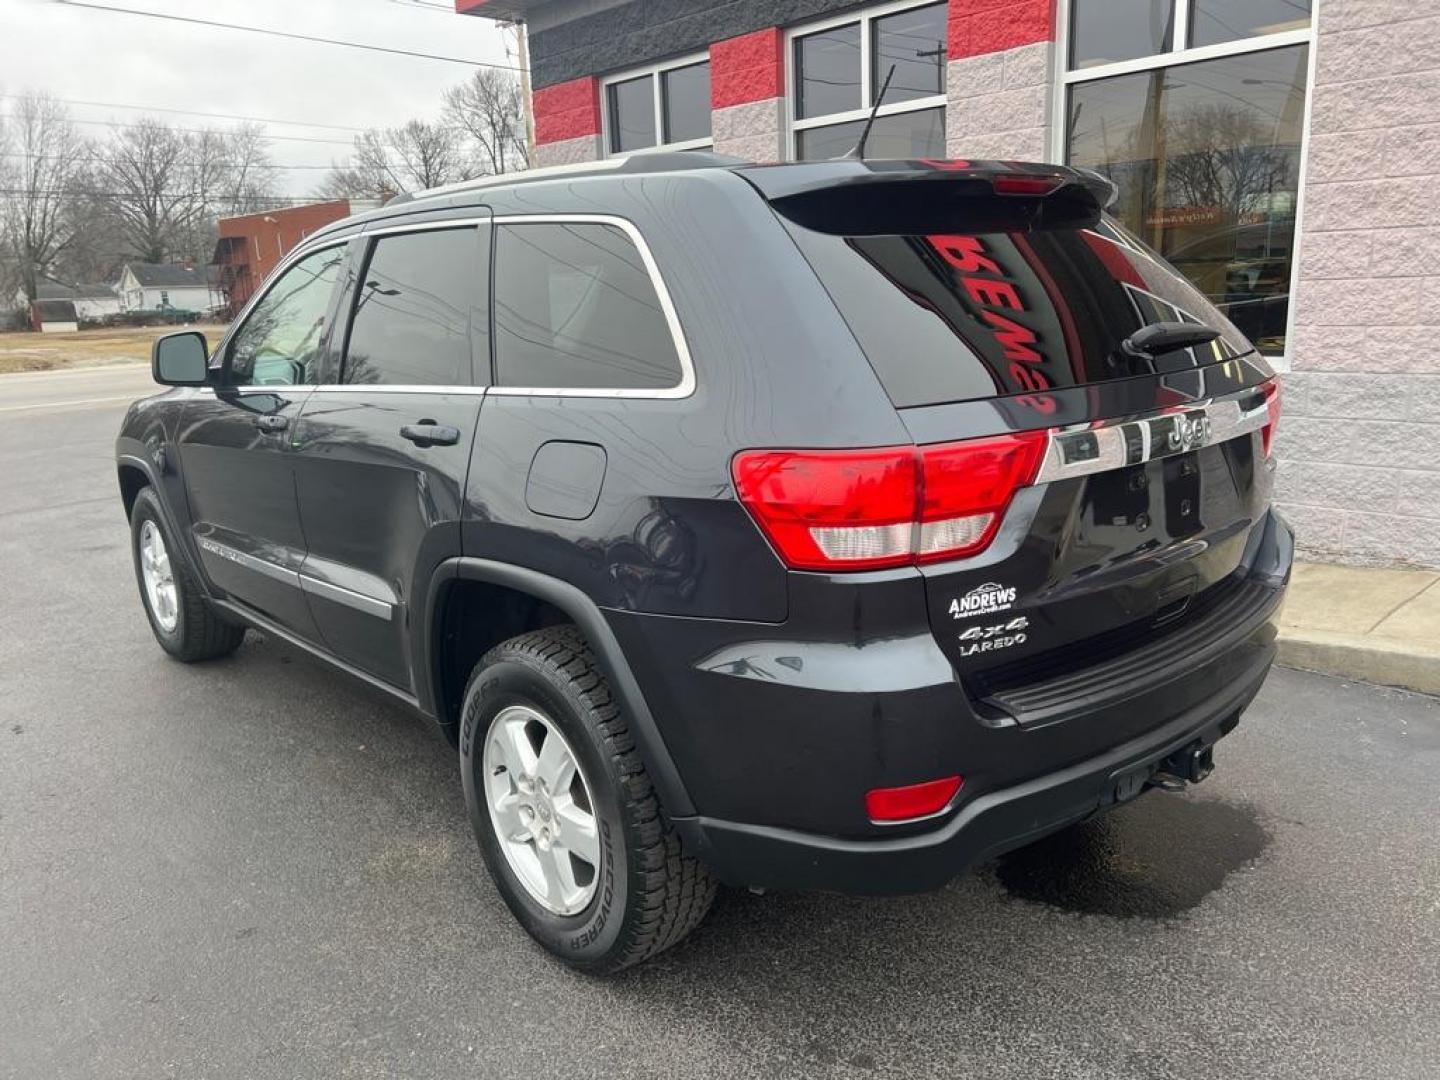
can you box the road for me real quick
[2,367,1438,1080]
[0,362,156,414]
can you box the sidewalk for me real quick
[1279,562,1440,696]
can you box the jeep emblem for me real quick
[1168,411,1211,453]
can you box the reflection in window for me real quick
[796,107,945,161]
[494,222,682,390]
[795,24,862,119]
[1070,0,1174,69]
[344,228,479,386]
[1066,45,1308,353]
[607,75,655,153]
[792,4,947,162]
[228,246,345,387]
[873,3,947,103]
[662,63,711,143]
[1190,0,1312,47]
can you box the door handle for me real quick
[254,414,289,433]
[399,422,461,448]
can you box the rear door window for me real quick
[493,221,683,391]
[343,227,484,386]
[784,216,1254,411]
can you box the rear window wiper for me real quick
[1122,322,1221,357]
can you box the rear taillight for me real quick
[916,433,1048,563]
[1261,379,1281,457]
[732,432,1048,572]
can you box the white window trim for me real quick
[1051,1,1320,369]
[600,52,714,157]
[783,0,949,162]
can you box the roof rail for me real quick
[392,150,751,206]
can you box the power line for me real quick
[0,92,366,133]
[2,151,341,171]
[60,115,357,146]
[49,1,522,71]
[0,187,351,205]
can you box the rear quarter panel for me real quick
[464,171,913,622]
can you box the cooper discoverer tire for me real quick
[129,487,245,662]
[460,624,715,973]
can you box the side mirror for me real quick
[152,330,210,386]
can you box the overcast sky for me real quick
[1,0,514,195]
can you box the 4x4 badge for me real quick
[949,581,1017,619]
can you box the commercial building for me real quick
[212,200,352,319]
[455,0,1440,569]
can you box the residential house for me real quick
[9,276,122,330]
[118,262,220,314]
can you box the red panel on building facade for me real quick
[533,76,601,144]
[711,27,784,109]
[947,0,1054,59]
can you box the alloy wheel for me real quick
[138,519,179,633]
[482,703,601,916]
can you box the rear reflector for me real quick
[1261,378,1281,457]
[865,775,964,823]
[732,432,1048,571]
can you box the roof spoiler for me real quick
[737,159,1117,236]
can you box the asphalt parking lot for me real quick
[3,368,1439,1080]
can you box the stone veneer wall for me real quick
[1274,0,1440,568]
[945,0,1056,162]
[710,28,785,161]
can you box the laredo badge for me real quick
[948,581,1017,619]
[957,616,1028,657]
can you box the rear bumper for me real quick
[673,637,1271,894]
[623,510,1291,891]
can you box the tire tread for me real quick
[474,625,716,971]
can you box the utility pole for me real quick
[508,20,536,168]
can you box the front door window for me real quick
[227,245,346,387]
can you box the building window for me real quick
[603,56,712,155]
[788,0,947,162]
[1062,1,1313,356]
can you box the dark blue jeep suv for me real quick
[117,153,1291,972]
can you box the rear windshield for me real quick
[783,216,1255,411]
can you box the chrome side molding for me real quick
[197,537,394,621]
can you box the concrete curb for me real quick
[1278,630,1440,697]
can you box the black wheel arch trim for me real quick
[428,557,696,817]
[116,448,209,591]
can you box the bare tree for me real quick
[444,68,528,175]
[0,93,88,304]
[92,117,195,264]
[1164,104,1293,223]
[391,119,471,189]
[318,120,475,201]
[217,123,279,216]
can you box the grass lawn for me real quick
[0,325,229,374]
